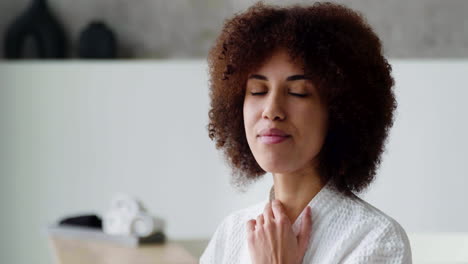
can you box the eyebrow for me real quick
[248,74,311,81]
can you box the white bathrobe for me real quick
[200,180,412,263]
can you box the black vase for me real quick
[79,22,117,59]
[4,0,67,59]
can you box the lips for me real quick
[258,128,290,137]
[258,128,291,144]
[259,135,290,144]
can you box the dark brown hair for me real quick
[207,1,396,196]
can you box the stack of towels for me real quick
[102,194,163,238]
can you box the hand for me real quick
[246,199,312,264]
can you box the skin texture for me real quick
[207,2,396,196]
[206,2,397,263]
[243,48,328,263]
[247,201,312,264]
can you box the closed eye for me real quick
[290,93,308,97]
[250,92,308,97]
[250,92,267,96]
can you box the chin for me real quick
[258,160,296,174]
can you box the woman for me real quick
[201,2,412,263]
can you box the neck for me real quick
[272,165,324,224]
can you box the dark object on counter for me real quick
[140,231,166,244]
[59,214,102,229]
[4,0,67,59]
[78,21,117,59]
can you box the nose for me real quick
[262,91,286,121]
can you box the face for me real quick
[243,48,328,175]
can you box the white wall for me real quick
[0,60,467,264]
[361,60,468,233]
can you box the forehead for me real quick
[251,48,305,76]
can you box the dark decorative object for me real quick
[59,214,102,229]
[78,21,117,59]
[4,0,67,59]
[54,214,166,244]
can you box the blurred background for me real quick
[0,0,467,263]
[0,0,467,58]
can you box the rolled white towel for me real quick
[103,209,133,235]
[130,213,156,237]
[109,193,143,217]
[102,193,164,237]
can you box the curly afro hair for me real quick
[207,1,396,196]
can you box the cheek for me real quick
[298,106,328,142]
[243,105,254,141]
[243,102,258,132]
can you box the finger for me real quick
[271,199,290,224]
[246,219,257,244]
[297,206,312,253]
[246,219,256,234]
[263,202,274,223]
[256,214,264,227]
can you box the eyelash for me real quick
[250,92,308,98]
